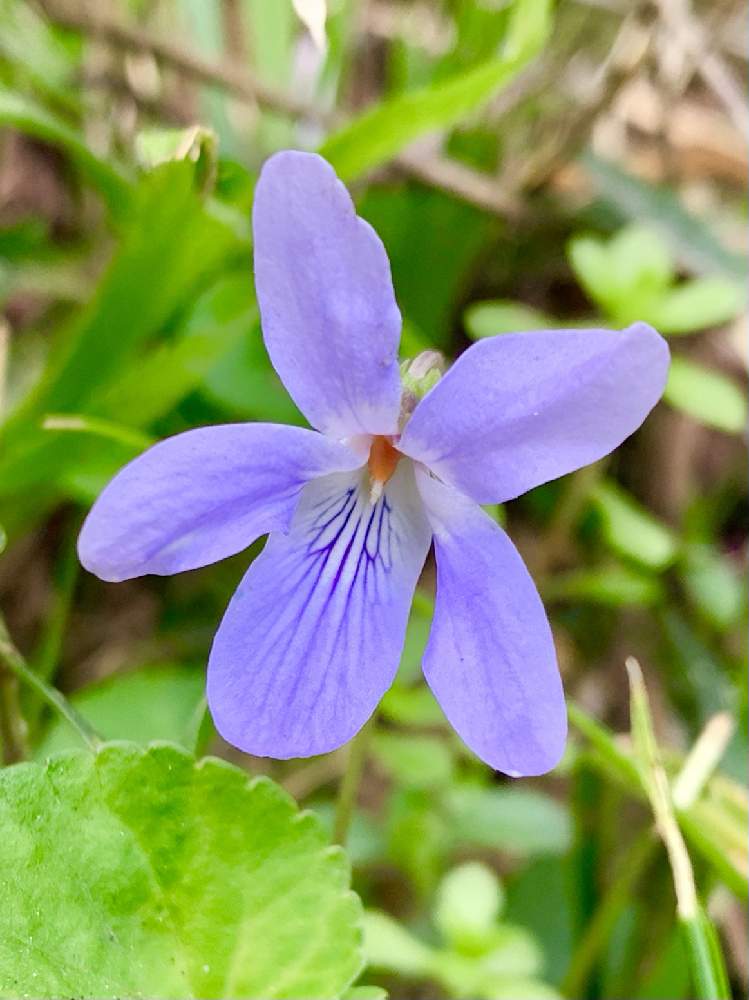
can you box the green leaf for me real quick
[395,595,434,685]
[35,665,208,757]
[320,0,552,180]
[567,235,617,312]
[568,226,674,321]
[664,356,747,433]
[343,987,388,1000]
[372,733,454,789]
[360,186,492,347]
[649,277,746,335]
[363,910,433,977]
[434,862,503,952]
[0,86,131,218]
[464,300,555,339]
[387,788,451,894]
[135,125,218,194]
[544,564,664,607]
[41,413,154,451]
[680,543,745,631]
[443,785,572,855]
[0,0,79,103]
[590,481,679,570]
[134,124,212,168]
[380,682,445,726]
[679,908,731,1000]
[430,927,545,996]
[31,162,235,415]
[474,977,562,999]
[0,743,362,999]
[478,925,544,979]
[0,160,239,499]
[607,225,674,299]
[582,153,747,281]
[504,857,574,985]
[96,272,257,427]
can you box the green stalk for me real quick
[0,668,28,763]
[680,908,731,1000]
[562,828,656,998]
[333,716,375,845]
[626,658,731,1000]
[0,615,101,753]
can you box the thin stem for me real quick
[333,716,375,845]
[0,319,8,418]
[0,615,101,752]
[533,460,607,577]
[561,827,657,997]
[0,669,29,763]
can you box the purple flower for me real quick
[78,151,669,776]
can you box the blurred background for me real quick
[0,1,746,998]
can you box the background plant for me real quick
[0,0,746,998]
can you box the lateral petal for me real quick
[400,324,669,503]
[78,423,362,581]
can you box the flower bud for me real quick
[399,350,446,426]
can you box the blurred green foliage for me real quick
[0,0,746,998]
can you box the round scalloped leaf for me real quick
[0,742,362,999]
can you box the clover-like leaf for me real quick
[434,862,504,953]
[0,742,363,999]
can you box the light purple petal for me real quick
[78,423,362,582]
[400,323,669,503]
[253,150,403,438]
[417,470,566,777]
[207,461,431,758]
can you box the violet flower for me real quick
[79,151,669,776]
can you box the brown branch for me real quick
[395,146,526,220]
[509,9,654,192]
[37,0,330,125]
[37,0,529,220]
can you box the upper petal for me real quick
[78,423,362,582]
[399,323,669,503]
[207,461,431,758]
[253,150,403,438]
[417,470,566,777]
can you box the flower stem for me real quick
[533,459,607,576]
[333,716,375,845]
[561,827,656,997]
[0,615,101,753]
[0,667,28,763]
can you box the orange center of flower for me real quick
[367,436,401,496]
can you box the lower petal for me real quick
[207,461,432,758]
[417,471,566,777]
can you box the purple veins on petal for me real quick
[76,147,676,780]
[207,461,431,759]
